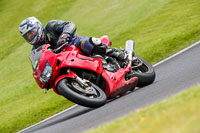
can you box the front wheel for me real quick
[132,56,156,87]
[56,78,107,108]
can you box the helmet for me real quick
[19,16,44,45]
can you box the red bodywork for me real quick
[33,36,138,99]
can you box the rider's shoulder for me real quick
[45,20,57,28]
[46,20,75,27]
[46,20,67,26]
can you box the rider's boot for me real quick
[90,37,128,63]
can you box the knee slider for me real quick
[89,37,102,46]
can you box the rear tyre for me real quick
[56,78,107,108]
[132,56,156,87]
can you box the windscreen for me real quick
[29,45,44,71]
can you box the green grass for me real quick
[112,0,200,64]
[86,85,200,133]
[0,0,200,132]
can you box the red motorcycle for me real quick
[29,36,155,108]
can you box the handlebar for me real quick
[53,42,68,53]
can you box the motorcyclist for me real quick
[19,16,127,63]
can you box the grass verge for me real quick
[86,85,200,133]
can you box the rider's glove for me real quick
[57,33,72,46]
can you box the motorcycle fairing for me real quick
[102,64,138,98]
[57,46,103,75]
[33,44,104,89]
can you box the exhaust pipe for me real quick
[125,40,135,62]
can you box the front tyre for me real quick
[56,78,107,108]
[132,56,156,87]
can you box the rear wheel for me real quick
[56,78,107,108]
[132,56,156,87]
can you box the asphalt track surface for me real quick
[19,41,200,133]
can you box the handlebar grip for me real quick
[53,42,68,53]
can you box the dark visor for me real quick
[23,28,37,42]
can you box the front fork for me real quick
[75,76,89,88]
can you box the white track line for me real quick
[18,40,200,133]
[153,40,200,67]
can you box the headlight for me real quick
[39,61,53,83]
